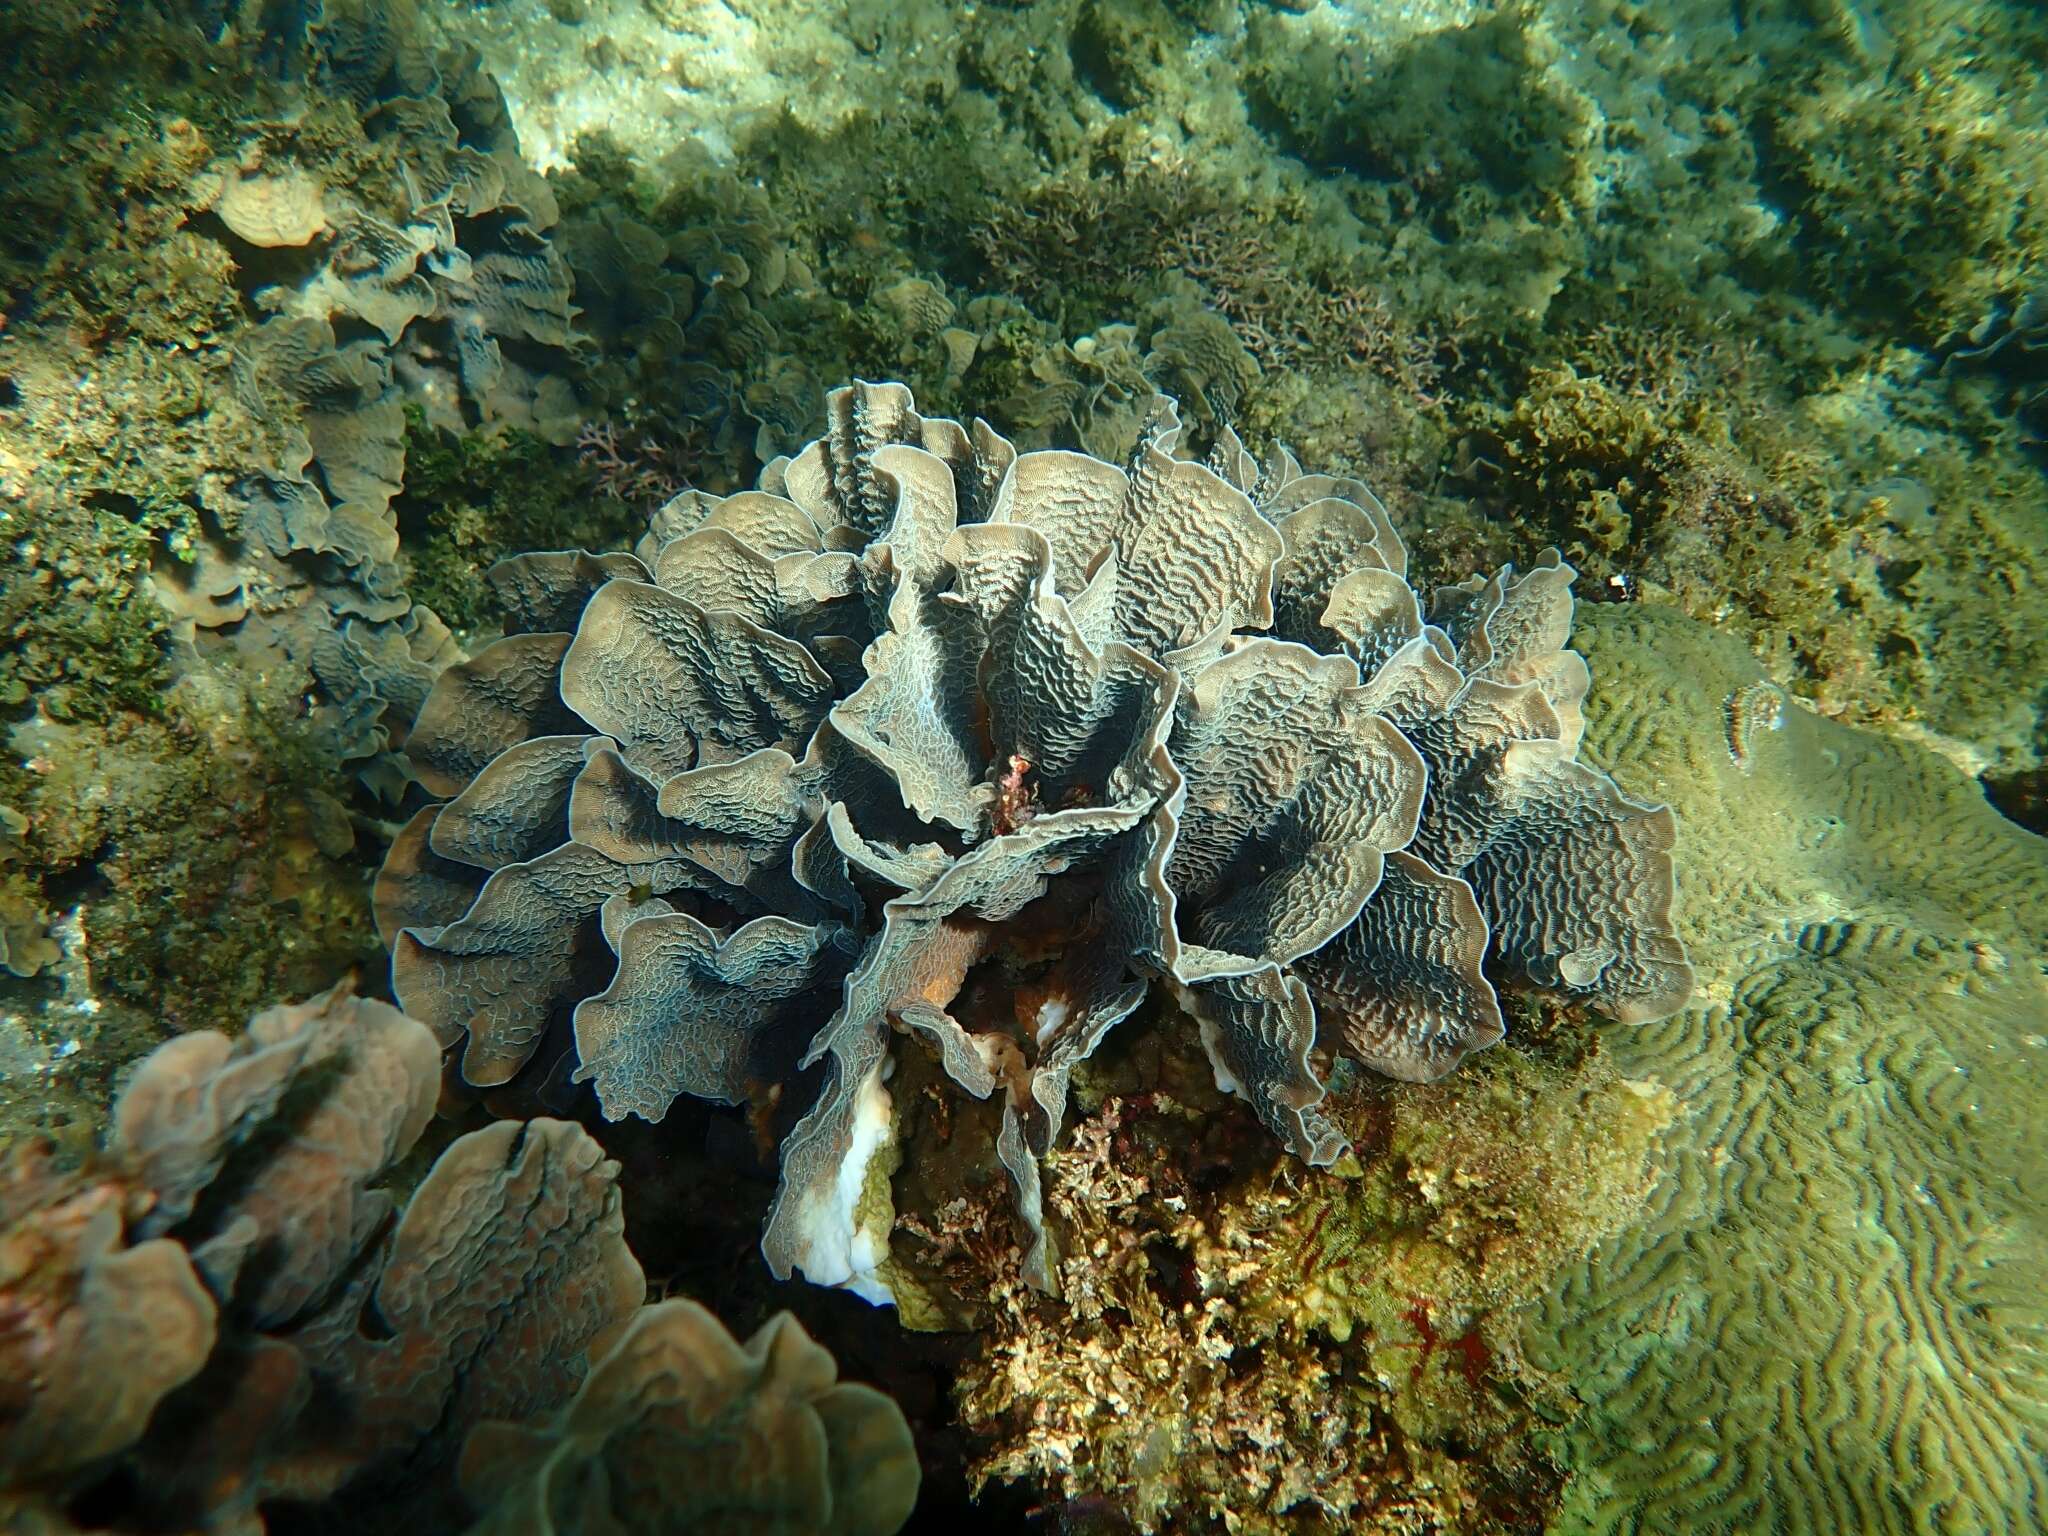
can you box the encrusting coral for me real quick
[0,979,920,1535]
[378,379,1692,1301]
[1522,603,2048,1536]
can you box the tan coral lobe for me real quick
[381,380,1692,1301]
[460,1299,920,1536]
[0,982,645,1526]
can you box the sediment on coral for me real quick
[377,378,1690,1307]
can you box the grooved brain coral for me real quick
[1529,604,2048,1536]
[378,381,1692,1299]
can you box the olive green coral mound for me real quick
[1526,604,2048,1535]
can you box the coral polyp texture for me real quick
[379,380,1692,1298]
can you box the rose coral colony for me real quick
[376,381,1693,1302]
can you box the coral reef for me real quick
[0,0,596,763]
[0,0,635,1097]
[1234,0,2048,767]
[1950,284,2048,442]
[0,980,920,1535]
[0,1146,216,1490]
[0,660,380,1168]
[397,414,644,636]
[426,0,2048,767]
[5,2,2046,1532]
[1755,5,2048,350]
[903,598,2043,1536]
[556,155,841,472]
[378,379,1689,1307]
[0,681,376,1028]
[1441,335,2048,774]
[189,0,587,776]
[1524,603,2048,1534]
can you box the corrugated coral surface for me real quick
[379,380,1690,1309]
[1528,605,2047,1535]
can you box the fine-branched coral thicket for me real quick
[378,380,1693,1299]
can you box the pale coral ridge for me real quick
[380,380,1692,1297]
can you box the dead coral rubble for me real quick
[379,379,1692,1306]
[0,978,920,1534]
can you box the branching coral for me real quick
[380,379,1691,1305]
